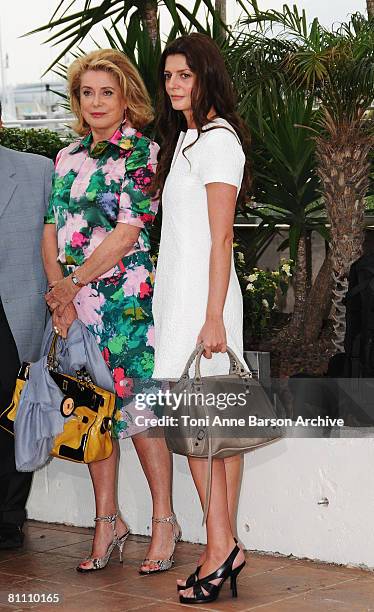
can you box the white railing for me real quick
[3,117,74,133]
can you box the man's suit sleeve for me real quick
[44,158,54,218]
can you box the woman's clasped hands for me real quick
[46,276,79,311]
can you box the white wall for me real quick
[27,437,374,568]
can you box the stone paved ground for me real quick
[0,521,373,611]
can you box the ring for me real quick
[53,326,60,335]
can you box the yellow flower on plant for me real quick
[248,273,258,282]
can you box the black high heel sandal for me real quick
[178,540,245,605]
[176,565,201,592]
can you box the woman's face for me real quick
[164,54,196,116]
[79,69,127,136]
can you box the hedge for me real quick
[0,127,74,161]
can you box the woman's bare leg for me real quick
[178,456,245,598]
[78,441,128,570]
[176,454,243,587]
[132,428,174,572]
[224,454,243,537]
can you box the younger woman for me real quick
[152,34,251,604]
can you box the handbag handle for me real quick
[47,333,60,371]
[46,332,94,386]
[179,343,250,382]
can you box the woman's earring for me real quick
[121,108,127,128]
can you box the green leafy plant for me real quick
[32,1,233,141]
[234,255,292,344]
[26,0,229,74]
[248,87,326,261]
[241,85,325,339]
[0,127,74,160]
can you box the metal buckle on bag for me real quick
[242,369,256,380]
[194,376,202,394]
[76,369,95,391]
[242,369,256,393]
[100,417,112,434]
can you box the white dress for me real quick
[152,118,246,380]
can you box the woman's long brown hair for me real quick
[152,33,252,208]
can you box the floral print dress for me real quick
[44,125,159,438]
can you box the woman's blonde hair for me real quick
[67,49,154,135]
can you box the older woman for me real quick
[42,49,180,574]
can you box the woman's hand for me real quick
[52,303,78,339]
[45,276,79,311]
[196,316,227,359]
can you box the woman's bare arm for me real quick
[45,223,140,311]
[73,223,140,285]
[41,224,77,337]
[197,182,237,358]
[41,224,64,286]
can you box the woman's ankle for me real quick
[205,536,238,558]
[152,506,173,518]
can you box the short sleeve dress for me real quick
[152,118,246,379]
[45,125,160,438]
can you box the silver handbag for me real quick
[164,344,281,522]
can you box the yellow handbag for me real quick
[49,369,115,463]
[0,363,30,435]
[0,334,116,464]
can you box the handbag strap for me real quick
[202,435,213,525]
[178,344,251,524]
[46,332,94,386]
[196,345,249,380]
[47,333,60,370]
[179,344,250,382]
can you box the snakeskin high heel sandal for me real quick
[139,512,182,575]
[76,513,130,573]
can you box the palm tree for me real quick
[286,14,374,349]
[367,0,374,18]
[215,0,226,42]
[139,1,158,47]
[234,7,374,350]
[226,9,329,342]
[27,0,228,73]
